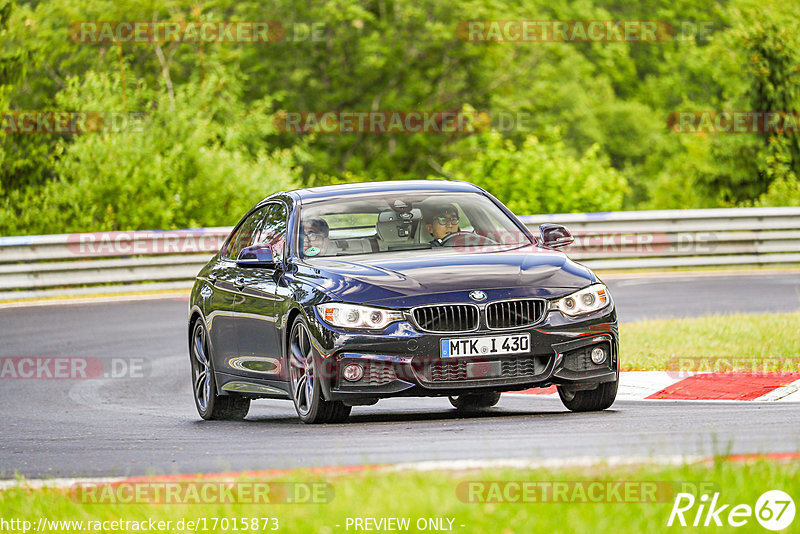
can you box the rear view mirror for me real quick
[237,245,276,267]
[540,224,574,248]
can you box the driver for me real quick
[425,203,460,246]
[300,217,332,257]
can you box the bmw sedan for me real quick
[188,180,618,423]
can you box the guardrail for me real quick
[1,207,799,299]
[519,207,800,270]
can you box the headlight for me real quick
[554,284,610,317]
[315,303,404,330]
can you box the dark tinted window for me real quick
[298,192,530,257]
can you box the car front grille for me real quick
[412,305,479,333]
[361,360,397,385]
[428,359,468,381]
[563,350,592,372]
[337,359,397,387]
[500,357,542,376]
[563,344,610,372]
[412,298,547,332]
[420,356,548,383]
[486,299,547,329]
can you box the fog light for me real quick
[590,346,606,365]
[343,363,364,382]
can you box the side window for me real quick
[256,203,288,263]
[225,207,268,260]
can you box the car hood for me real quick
[295,245,597,306]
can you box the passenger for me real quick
[300,218,332,257]
[425,203,460,246]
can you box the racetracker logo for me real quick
[1,111,143,134]
[665,357,800,378]
[430,229,717,256]
[70,481,333,504]
[274,110,492,134]
[668,111,800,134]
[457,480,717,503]
[456,20,674,42]
[66,230,226,256]
[0,357,148,379]
[69,21,287,43]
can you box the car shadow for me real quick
[240,407,620,426]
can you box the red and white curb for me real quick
[3,453,800,491]
[509,371,800,401]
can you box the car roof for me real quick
[288,180,484,202]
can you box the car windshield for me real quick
[297,192,532,258]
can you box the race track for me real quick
[1,271,799,479]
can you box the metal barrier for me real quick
[519,207,800,270]
[1,208,799,300]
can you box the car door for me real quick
[207,206,269,374]
[234,202,288,380]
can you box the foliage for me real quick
[436,130,628,214]
[0,70,297,234]
[1,0,799,234]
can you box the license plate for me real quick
[440,334,530,358]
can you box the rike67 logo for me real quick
[668,490,795,530]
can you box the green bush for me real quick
[434,130,629,214]
[0,71,297,235]
[2,0,800,236]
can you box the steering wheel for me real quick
[438,230,499,247]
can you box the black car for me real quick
[188,180,618,423]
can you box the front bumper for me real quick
[307,306,619,402]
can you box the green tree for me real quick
[434,130,629,214]
[0,70,297,234]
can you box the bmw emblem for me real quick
[469,290,487,302]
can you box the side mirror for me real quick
[237,245,276,267]
[540,224,574,248]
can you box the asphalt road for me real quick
[1,271,798,479]
[605,271,800,321]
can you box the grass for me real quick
[620,312,800,372]
[1,458,797,533]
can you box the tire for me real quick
[449,392,502,411]
[288,317,352,424]
[190,319,250,420]
[557,381,617,412]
